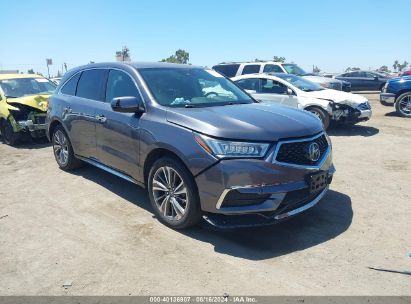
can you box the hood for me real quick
[6,94,49,112]
[304,89,368,106]
[166,103,323,142]
[303,75,342,84]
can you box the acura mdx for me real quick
[46,62,335,229]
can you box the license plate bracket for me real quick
[307,171,328,194]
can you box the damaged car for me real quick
[0,74,56,145]
[232,73,372,129]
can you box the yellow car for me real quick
[0,74,56,145]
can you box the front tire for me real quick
[147,157,202,229]
[306,107,330,130]
[0,119,20,146]
[395,92,411,118]
[52,125,83,170]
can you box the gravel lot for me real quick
[0,93,410,295]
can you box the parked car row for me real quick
[232,73,371,129]
[4,60,406,230]
[213,61,352,92]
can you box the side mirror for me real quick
[111,96,144,113]
[373,76,379,80]
[287,88,294,95]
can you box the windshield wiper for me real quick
[184,104,196,108]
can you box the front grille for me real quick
[275,134,329,166]
[357,102,371,110]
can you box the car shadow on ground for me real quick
[0,135,51,149]
[72,164,353,261]
[327,124,379,137]
[384,111,402,118]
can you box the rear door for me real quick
[94,69,141,178]
[61,69,107,158]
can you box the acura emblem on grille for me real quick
[305,142,321,162]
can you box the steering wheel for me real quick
[205,92,219,98]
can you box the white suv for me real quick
[213,61,347,91]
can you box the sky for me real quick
[1,0,410,77]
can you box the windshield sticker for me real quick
[35,78,49,83]
[205,70,223,78]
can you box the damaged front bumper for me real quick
[331,101,372,124]
[14,113,47,137]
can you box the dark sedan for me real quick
[335,71,390,91]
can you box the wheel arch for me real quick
[395,89,411,102]
[143,147,194,186]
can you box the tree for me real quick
[345,67,360,72]
[273,56,286,63]
[399,61,409,71]
[393,60,399,72]
[378,65,390,73]
[312,65,321,73]
[161,49,190,64]
[116,46,131,62]
[27,69,35,74]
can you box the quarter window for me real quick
[106,70,140,103]
[212,64,240,77]
[60,73,81,96]
[76,69,107,101]
[241,65,260,75]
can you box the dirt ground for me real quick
[0,93,410,296]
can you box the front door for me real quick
[95,69,141,179]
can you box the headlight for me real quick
[194,133,270,158]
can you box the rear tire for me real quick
[395,92,411,118]
[0,119,20,146]
[147,157,202,229]
[52,125,83,170]
[306,107,330,130]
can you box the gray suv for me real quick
[47,62,335,229]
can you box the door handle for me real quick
[95,114,107,123]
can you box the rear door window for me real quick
[76,69,108,101]
[212,64,240,77]
[241,65,260,75]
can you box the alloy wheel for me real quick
[152,166,188,221]
[53,130,69,166]
[398,94,411,116]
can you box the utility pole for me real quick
[46,58,53,78]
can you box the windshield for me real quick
[0,77,56,98]
[275,74,324,92]
[138,68,254,107]
[282,64,307,76]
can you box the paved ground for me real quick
[0,94,410,295]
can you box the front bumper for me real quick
[380,93,396,106]
[16,115,47,137]
[331,102,372,124]
[195,142,334,226]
